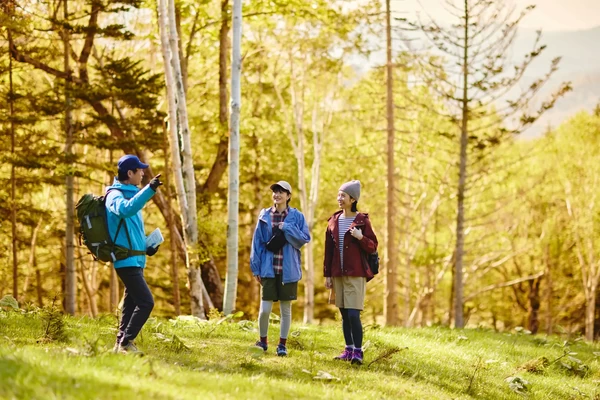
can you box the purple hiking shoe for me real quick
[334,346,354,361]
[255,340,268,352]
[351,348,363,365]
[276,343,288,357]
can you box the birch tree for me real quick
[223,0,242,315]
[159,0,206,318]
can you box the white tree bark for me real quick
[159,0,206,318]
[223,0,242,315]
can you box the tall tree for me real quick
[408,0,570,327]
[223,0,242,315]
[63,0,76,315]
[384,0,399,326]
[7,2,18,302]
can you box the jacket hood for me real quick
[106,177,141,195]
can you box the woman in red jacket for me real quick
[324,180,378,365]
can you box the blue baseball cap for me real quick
[117,154,149,172]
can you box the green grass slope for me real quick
[1,309,599,400]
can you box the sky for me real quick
[396,0,600,32]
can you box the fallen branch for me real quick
[464,271,544,302]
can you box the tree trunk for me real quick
[63,0,76,315]
[448,260,455,326]
[453,0,469,329]
[8,26,18,302]
[79,256,98,317]
[174,5,187,93]
[223,0,242,315]
[35,261,43,308]
[384,0,399,326]
[109,268,119,312]
[22,219,42,302]
[422,264,433,326]
[544,243,553,335]
[200,259,222,310]
[403,145,414,326]
[219,0,229,129]
[163,123,181,315]
[303,242,315,323]
[160,0,206,318]
[527,277,542,334]
[586,287,596,341]
[249,131,262,310]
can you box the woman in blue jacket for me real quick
[250,181,311,356]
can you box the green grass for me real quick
[1,309,600,400]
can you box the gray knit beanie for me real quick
[339,180,361,201]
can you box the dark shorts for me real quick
[261,274,298,302]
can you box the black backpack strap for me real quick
[120,218,146,257]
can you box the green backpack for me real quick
[76,189,146,262]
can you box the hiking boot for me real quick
[276,344,288,357]
[351,348,363,365]
[255,340,268,352]
[119,342,144,356]
[334,346,353,361]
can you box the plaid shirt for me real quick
[270,206,289,274]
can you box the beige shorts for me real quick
[332,276,366,310]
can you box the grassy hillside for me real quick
[1,307,600,400]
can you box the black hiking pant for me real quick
[115,267,154,346]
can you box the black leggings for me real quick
[115,267,154,346]
[339,308,363,348]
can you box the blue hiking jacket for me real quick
[105,178,156,269]
[250,207,311,284]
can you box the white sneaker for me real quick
[119,342,144,355]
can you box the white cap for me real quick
[270,181,292,194]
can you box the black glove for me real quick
[149,173,163,191]
[146,245,160,256]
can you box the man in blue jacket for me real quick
[250,181,311,356]
[106,154,162,354]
